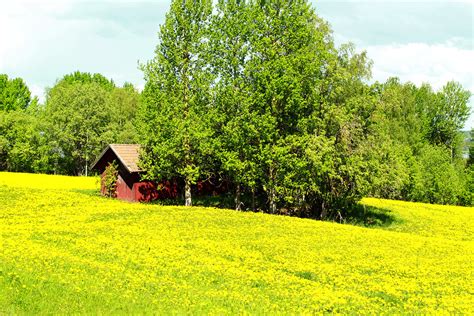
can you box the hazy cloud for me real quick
[315,0,473,129]
[0,0,165,96]
[367,42,474,90]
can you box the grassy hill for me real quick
[0,172,473,314]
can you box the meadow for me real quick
[0,172,473,314]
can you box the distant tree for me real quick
[368,78,471,205]
[427,81,471,157]
[60,71,115,91]
[122,82,136,91]
[140,0,213,206]
[0,108,43,172]
[44,82,111,175]
[366,79,427,199]
[0,74,32,111]
[0,75,44,172]
[408,144,466,205]
[467,128,474,166]
[39,71,139,176]
[103,86,140,144]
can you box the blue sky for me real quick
[0,0,472,129]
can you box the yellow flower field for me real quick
[0,172,473,314]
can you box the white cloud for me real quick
[29,84,46,104]
[136,83,145,92]
[0,0,76,69]
[0,0,158,97]
[0,0,74,14]
[366,41,474,91]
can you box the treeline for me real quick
[139,0,473,215]
[1,0,472,217]
[0,72,140,175]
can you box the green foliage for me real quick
[59,71,116,91]
[0,72,140,174]
[369,78,471,206]
[427,81,471,151]
[103,161,118,197]
[103,86,140,144]
[208,0,259,210]
[408,145,466,204]
[467,128,474,166]
[139,0,214,206]
[243,0,325,213]
[0,74,32,111]
[43,82,110,175]
[463,164,474,205]
[0,109,43,172]
[137,0,472,212]
[42,73,139,175]
[0,72,139,176]
[372,78,428,150]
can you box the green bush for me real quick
[408,145,466,205]
[103,161,118,198]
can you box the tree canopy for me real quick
[0,72,139,176]
[0,74,35,111]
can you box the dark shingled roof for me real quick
[91,144,142,173]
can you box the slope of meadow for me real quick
[0,172,473,314]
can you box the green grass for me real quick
[0,172,473,314]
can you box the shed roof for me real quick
[91,144,142,173]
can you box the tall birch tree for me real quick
[209,0,262,211]
[245,0,334,213]
[140,0,213,206]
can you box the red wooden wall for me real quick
[100,172,178,202]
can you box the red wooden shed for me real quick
[91,144,177,202]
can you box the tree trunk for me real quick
[269,187,277,214]
[252,188,256,211]
[320,201,327,219]
[185,179,192,207]
[269,165,277,214]
[85,133,89,177]
[235,183,241,211]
